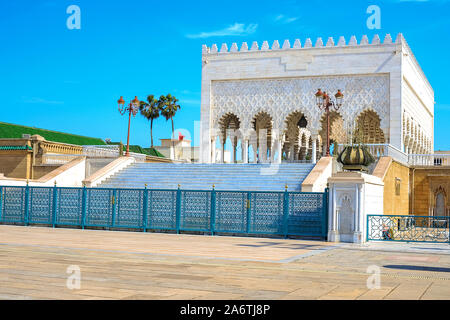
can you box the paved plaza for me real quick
[0,225,449,300]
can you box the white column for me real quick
[219,137,225,163]
[243,139,249,163]
[258,144,265,163]
[169,144,175,160]
[289,145,294,162]
[276,139,282,164]
[211,136,216,163]
[353,183,364,243]
[233,137,237,163]
[229,137,236,164]
[251,143,258,163]
[258,130,267,163]
[328,184,339,242]
[311,137,317,164]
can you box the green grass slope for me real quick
[0,122,106,146]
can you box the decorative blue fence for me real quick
[0,185,328,238]
[367,214,450,243]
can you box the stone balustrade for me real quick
[39,141,83,155]
[336,144,409,165]
[409,154,450,166]
[42,153,81,165]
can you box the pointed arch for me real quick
[252,111,273,162]
[319,111,346,147]
[433,186,447,217]
[354,109,385,144]
[283,111,313,161]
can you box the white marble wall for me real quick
[200,34,434,163]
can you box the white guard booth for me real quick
[327,172,384,243]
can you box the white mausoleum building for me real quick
[199,34,434,164]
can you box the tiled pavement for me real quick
[0,225,449,300]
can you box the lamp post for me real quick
[118,96,140,156]
[315,89,344,157]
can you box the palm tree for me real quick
[139,95,161,148]
[159,94,181,153]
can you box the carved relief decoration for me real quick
[211,74,389,137]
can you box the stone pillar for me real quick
[260,145,267,163]
[289,145,295,162]
[170,144,175,160]
[328,186,338,241]
[354,184,363,243]
[311,136,317,164]
[250,141,258,163]
[219,136,225,163]
[233,137,237,163]
[276,139,282,164]
[210,136,216,163]
[327,172,384,243]
[243,139,249,163]
[230,142,235,164]
[258,130,267,163]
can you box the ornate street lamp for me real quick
[118,96,140,156]
[315,89,344,156]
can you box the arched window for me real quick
[435,191,446,217]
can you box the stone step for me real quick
[97,163,314,191]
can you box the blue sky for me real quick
[0,0,449,150]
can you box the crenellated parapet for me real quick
[202,33,402,55]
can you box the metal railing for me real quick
[367,214,450,243]
[0,185,328,239]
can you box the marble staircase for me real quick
[98,163,315,191]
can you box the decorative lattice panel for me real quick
[249,192,284,234]
[214,191,247,233]
[211,75,390,134]
[115,189,144,228]
[85,188,114,227]
[146,190,177,230]
[368,215,450,243]
[180,191,211,231]
[28,187,54,224]
[0,187,26,223]
[0,185,328,239]
[55,188,83,225]
[287,193,325,236]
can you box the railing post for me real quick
[0,186,3,223]
[246,192,251,234]
[366,214,370,242]
[81,185,87,229]
[142,184,148,232]
[282,185,289,238]
[52,181,57,228]
[323,187,329,239]
[448,216,450,245]
[111,189,117,229]
[210,185,216,236]
[176,184,181,234]
[24,181,30,226]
